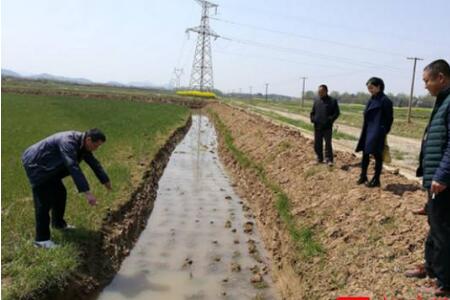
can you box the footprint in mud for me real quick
[230,262,241,272]
[182,257,193,269]
[244,221,254,234]
[247,239,257,254]
[225,220,232,228]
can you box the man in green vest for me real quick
[404,59,450,296]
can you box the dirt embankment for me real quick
[207,103,430,299]
[1,87,210,109]
[30,117,193,300]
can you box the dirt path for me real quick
[96,115,278,300]
[207,103,432,299]
[242,104,422,179]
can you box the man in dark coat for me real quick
[310,84,340,165]
[22,128,112,249]
[404,59,450,297]
[355,77,393,187]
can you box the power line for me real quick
[219,36,408,72]
[211,17,406,58]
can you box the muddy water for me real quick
[97,115,278,300]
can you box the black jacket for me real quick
[22,131,110,192]
[355,92,393,154]
[310,95,340,130]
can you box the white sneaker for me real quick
[34,240,59,249]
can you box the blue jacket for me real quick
[417,87,450,187]
[356,92,393,154]
[22,131,109,192]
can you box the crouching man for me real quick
[22,128,112,249]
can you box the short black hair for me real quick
[86,128,106,142]
[319,84,328,91]
[366,77,385,92]
[424,59,450,78]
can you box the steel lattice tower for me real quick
[186,0,219,91]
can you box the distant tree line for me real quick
[224,90,435,108]
[327,91,435,108]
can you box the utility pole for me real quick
[186,0,220,91]
[300,77,307,107]
[407,57,423,123]
[265,83,269,101]
[249,86,252,98]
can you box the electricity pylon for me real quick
[186,0,220,91]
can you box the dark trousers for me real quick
[425,189,450,288]
[314,127,333,162]
[360,152,383,180]
[32,179,67,241]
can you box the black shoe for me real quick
[357,176,368,185]
[366,178,380,188]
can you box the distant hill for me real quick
[1,69,22,78]
[2,69,93,85]
[128,81,156,89]
[1,68,168,90]
[28,73,94,85]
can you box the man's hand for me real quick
[430,180,447,195]
[85,191,97,206]
[104,181,112,191]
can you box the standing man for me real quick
[22,128,112,249]
[405,59,450,297]
[310,84,340,165]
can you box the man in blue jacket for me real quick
[404,59,450,297]
[22,128,112,249]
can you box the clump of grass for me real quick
[391,149,406,160]
[304,166,322,179]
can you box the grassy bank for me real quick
[1,93,190,299]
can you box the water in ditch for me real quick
[97,114,278,300]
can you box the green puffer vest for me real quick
[422,94,450,188]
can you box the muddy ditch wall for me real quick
[31,117,193,300]
[207,102,428,299]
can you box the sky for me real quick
[2,0,450,97]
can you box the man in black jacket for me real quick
[310,84,340,165]
[22,128,112,249]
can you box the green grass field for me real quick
[227,98,431,140]
[1,93,190,299]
